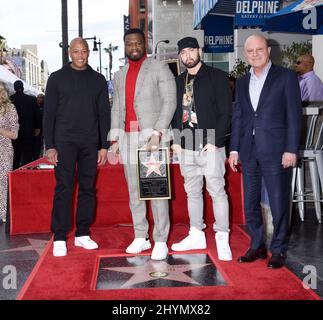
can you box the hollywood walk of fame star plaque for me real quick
[136,148,171,200]
[95,254,227,290]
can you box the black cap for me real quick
[14,80,24,91]
[177,37,200,53]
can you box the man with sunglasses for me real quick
[295,54,323,101]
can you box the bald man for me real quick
[229,34,302,269]
[295,54,323,101]
[44,37,111,257]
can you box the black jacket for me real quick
[43,63,111,150]
[171,62,232,148]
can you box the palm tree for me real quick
[104,43,118,81]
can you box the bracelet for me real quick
[152,129,162,137]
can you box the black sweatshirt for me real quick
[43,63,110,150]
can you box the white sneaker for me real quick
[53,241,67,257]
[126,238,151,254]
[74,236,98,250]
[151,242,168,260]
[215,231,232,261]
[171,227,206,251]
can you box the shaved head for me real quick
[299,54,314,66]
[295,54,315,75]
[69,37,90,70]
[69,37,89,50]
[244,34,269,50]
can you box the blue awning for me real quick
[262,0,323,34]
[193,0,219,29]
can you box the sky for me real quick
[0,0,129,76]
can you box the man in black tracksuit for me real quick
[43,38,110,257]
[171,37,233,261]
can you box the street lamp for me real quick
[84,36,102,75]
[154,39,170,58]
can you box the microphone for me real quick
[155,40,170,55]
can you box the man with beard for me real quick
[110,28,176,260]
[171,37,233,261]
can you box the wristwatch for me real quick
[152,129,162,137]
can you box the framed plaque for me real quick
[137,148,171,200]
[165,59,180,77]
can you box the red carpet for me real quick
[17,224,320,300]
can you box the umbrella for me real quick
[262,0,323,34]
[0,65,41,96]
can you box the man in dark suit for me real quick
[10,80,40,169]
[228,34,302,269]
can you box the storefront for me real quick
[193,0,310,73]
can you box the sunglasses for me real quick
[296,61,302,65]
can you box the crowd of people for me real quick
[1,29,322,269]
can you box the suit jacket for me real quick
[110,58,176,143]
[230,64,302,162]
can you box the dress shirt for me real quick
[249,60,272,111]
[230,61,272,155]
[298,71,323,101]
[125,55,146,132]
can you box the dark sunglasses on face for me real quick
[296,61,302,65]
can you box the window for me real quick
[139,0,146,13]
[204,52,229,72]
[139,18,145,32]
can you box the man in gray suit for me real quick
[110,28,176,260]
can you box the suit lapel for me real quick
[135,58,150,98]
[256,64,278,111]
[119,64,129,109]
[243,73,254,112]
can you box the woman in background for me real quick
[0,82,19,223]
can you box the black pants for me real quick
[12,140,33,169]
[32,135,43,160]
[51,141,98,241]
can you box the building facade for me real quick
[8,45,42,91]
[40,60,49,93]
[128,0,150,51]
[128,0,315,75]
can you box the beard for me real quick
[182,54,201,69]
[126,49,146,61]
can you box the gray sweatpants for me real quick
[178,147,230,233]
